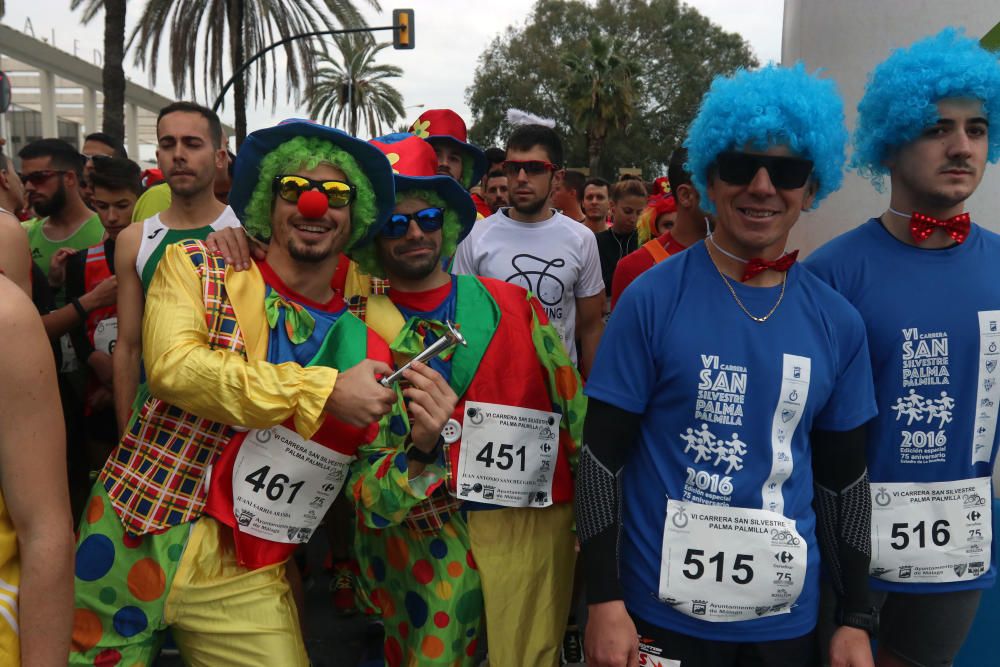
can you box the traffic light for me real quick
[393,9,414,50]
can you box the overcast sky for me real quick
[0,0,784,135]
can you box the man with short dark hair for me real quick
[453,124,605,375]
[112,101,241,434]
[18,139,104,307]
[83,132,127,160]
[471,147,508,217]
[581,176,611,234]
[80,132,128,208]
[483,170,509,212]
[610,148,709,309]
[595,179,644,305]
[551,169,586,222]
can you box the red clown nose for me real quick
[297,189,328,219]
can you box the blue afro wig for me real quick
[684,62,847,214]
[852,27,1000,191]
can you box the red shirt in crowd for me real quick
[610,231,687,310]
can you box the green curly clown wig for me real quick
[351,188,461,279]
[243,136,378,252]
[460,155,474,189]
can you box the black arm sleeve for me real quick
[575,397,642,604]
[65,251,95,363]
[811,425,873,616]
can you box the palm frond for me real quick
[304,32,404,139]
[69,0,103,24]
[127,0,382,139]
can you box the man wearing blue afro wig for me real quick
[577,64,879,666]
[807,28,1000,667]
[685,62,847,215]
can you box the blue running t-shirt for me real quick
[807,219,1000,593]
[587,241,876,642]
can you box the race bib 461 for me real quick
[232,425,353,544]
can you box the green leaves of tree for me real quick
[466,0,757,177]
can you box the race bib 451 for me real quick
[455,401,561,507]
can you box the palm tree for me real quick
[71,0,127,144]
[562,34,640,175]
[128,0,380,145]
[305,33,404,138]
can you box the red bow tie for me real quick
[741,250,799,282]
[909,212,971,245]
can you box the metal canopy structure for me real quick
[0,22,233,163]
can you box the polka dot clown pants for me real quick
[70,485,308,666]
[354,511,484,666]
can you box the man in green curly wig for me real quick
[344,132,586,666]
[69,120,459,666]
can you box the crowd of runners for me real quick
[0,24,997,667]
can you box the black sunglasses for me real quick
[501,160,559,177]
[21,169,68,186]
[381,207,447,239]
[715,151,814,190]
[272,175,355,208]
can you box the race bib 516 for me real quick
[870,477,991,583]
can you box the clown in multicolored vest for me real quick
[346,133,586,667]
[69,120,411,666]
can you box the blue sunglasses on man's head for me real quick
[381,207,447,239]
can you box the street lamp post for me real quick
[211,26,395,113]
[211,10,414,115]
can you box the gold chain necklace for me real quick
[706,243,786,323]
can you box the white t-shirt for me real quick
[452,208,604,362]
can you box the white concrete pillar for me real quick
[84,87,98,136]
[126,102,138,160]
[39,69,56,138]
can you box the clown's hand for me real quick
[401,361,458,453]
[325,359,396,427]
[206,227,265,271]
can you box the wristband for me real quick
[836,605,879,636]
[71,297,88,321]
[406,435,444,464]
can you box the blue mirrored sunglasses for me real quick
[381,207,447,239]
